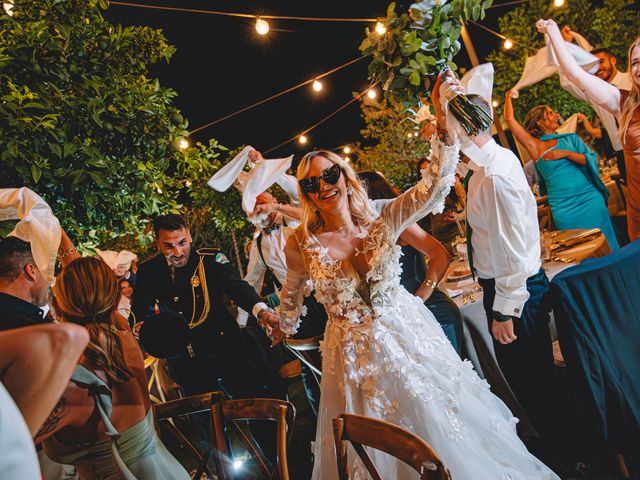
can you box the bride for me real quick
[266,74,559,479]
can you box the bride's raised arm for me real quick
[275,230,311,337]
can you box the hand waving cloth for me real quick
[0,188,61,284]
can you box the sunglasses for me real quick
[299,164,342,194]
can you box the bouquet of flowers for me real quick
[360,0,493,136]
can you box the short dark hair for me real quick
[153,214,188,237]
[591,47,615,58]
[0,237,33,284]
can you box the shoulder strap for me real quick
[256,233,282,290]
[70,366,137,480]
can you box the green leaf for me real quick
[409,70,421,86]
[31,164,42,183]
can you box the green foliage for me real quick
[0,0,188,248]
[353,94,430,190]
[487,0,639,122]
[361,0,493,108]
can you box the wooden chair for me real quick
[284,335,322,376]
[210,397,295,480]
[333,414,451,480]
[153,391,226,480]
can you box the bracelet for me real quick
[257,307,276,321]
[58,248,77,261]
[422,278,438,289]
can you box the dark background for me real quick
[104,1,510,156]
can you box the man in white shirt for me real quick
[559,27,633,179]
[447,92,554,432]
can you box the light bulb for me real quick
[156,187,163,194]
[298,135,308,144]
[503,39,513,50]
[255,18,270,35]
[185,180,192,187]
[492,100,499,108]
[312,80,323,92]
[553,0,565,6]
[367,89,377,99]
[179,138,189,150]
[343,146,351,154]
[344,156,351,163]
[232,460,243,471]
[375,22,387,35]
[407,133,413,138]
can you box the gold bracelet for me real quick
[422,278,438,289]
[58,248,77,260]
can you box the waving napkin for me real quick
[511,33,598,98]
[207,147,297,214]
[95,249,137,276]
[0,188,61,284]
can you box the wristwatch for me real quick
[492,311,514,323]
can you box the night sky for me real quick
[104,1,508,157]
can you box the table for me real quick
[440,228,610,435]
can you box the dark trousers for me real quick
[478,269,555,431]
[424,288,464,356]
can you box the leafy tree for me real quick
[0,0,188,248]
[487,0,639,122]
[353,93,430,190]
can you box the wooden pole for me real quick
[461,24,510,149]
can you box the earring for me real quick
[346,186,353,196]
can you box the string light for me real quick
[343,146,351,154]
[492,100,499,107]
[367,88,377,99]
[407,133,413,138]
[344,156,351,162]
[179,138,190,150]
[375,22,386,35]
[298,134,308,144]
[255,17,270,35]
[553,0,565,6]
[185,179,192,187]
[503,38,513,49]
[156,187,163,193]
[312,80,323,92]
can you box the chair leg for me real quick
[333,418,348,480]
[615,453,630,479]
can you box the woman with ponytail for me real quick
[537,19,640,241]
[38,257,189,479]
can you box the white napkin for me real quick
[554,113,580,134]
[446,288,463,298]
[0,188,61,284]
[95,249,137,276]
[460,62,494,108]
[511,36,599,98]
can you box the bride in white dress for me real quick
[267,77,559,479]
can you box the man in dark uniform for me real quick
[132,213,282,400]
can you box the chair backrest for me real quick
[211,398,295,480]
[153,391,225,480]
[333,414,451,480]
[284,335,322,376]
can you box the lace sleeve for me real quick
[275,231,310,336]
[379,136,459,239]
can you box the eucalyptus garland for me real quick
[361,0,494,135]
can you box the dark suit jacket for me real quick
[132,248,262,362]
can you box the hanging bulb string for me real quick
[109,2,378,22]
[466,20,507,40]
[189,56,367,135]
[264,85,376,154]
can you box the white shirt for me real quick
[0,381,41,479]
[561,69,632,152]
[236,214,298,327]
[465,138,541,318]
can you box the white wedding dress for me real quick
[278,138,560,479]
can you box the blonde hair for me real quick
[619,37,640,145]
[53,257,132,383]
[296,150,376,239]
